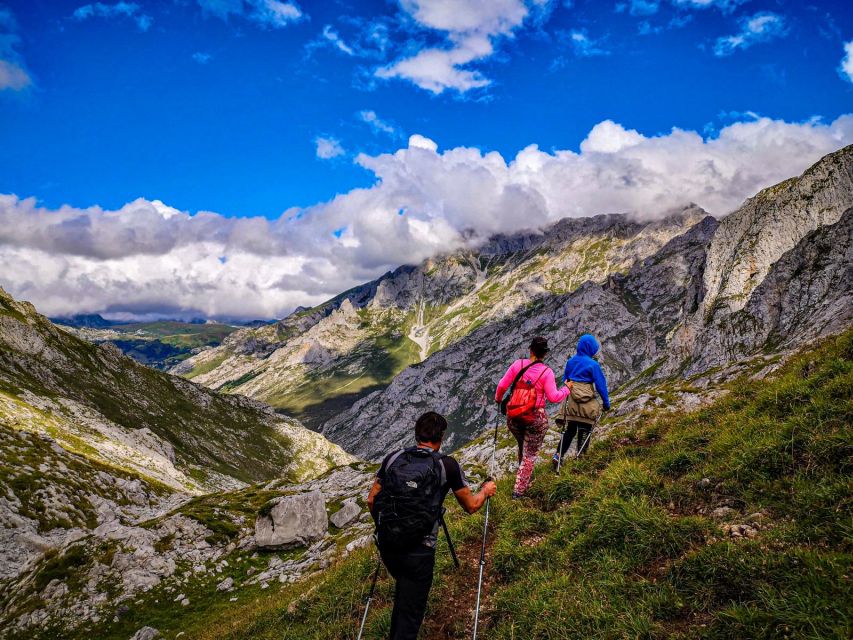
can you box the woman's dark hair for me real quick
[415,411,448,444]
[529,336,549,359]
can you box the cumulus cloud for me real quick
[196,0,303,29]
[72,2,153,32]
[377,0,533,94]
[315,136,345,159]
[840,41,853,84]
[2,114,852,319]
[713,12,787,57]
[0,6,31,91]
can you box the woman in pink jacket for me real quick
[495,336,571,498]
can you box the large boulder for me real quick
[130,627,161,640]
[330,499,362,529]
[255,490,327,550]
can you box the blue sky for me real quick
[1,0,851,219]
[0,0,852,320]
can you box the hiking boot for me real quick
[511,492,523,500]
[551,453,560,471]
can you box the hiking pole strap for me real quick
[440,514,460,568]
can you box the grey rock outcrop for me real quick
[321,214,719,460]
[330,499,361,529]
[255,490,328,550]
[702,145,853,318]
[130,627,161,640]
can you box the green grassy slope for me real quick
[0,289,347,489]
[175,330,851,640]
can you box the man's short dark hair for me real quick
[530,336,549,359]
[415,411,448,444]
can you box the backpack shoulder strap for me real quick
[506,360,537,394]
[384,448,407,472]
[432,452,447,487]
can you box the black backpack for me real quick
[374,447,446,551]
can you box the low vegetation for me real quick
[162,330,851,640]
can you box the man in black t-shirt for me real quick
[367,412,496,640]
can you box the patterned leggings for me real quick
[508,410,549,496]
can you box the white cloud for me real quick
[618,1,660,17]
[2,115,852,319]
[320,25,354,55]
[192,51,213,64]
[0,6,31,91]
[196,0,303,29]
[377,0,533,94]
[72,2,153,32]
[315,136,345,159]
[840,41,853,84]
[358,110,399,137]
[673,0,746,12]
[567,29,610,57]
[713,12,787,57]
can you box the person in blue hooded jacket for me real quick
[552,334,610,466]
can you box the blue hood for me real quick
[577,334,599,358]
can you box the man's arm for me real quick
[367,478,382,514]
[453,481,497,514]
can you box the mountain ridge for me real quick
[177,205,710,427]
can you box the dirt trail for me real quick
[421,529,497,640]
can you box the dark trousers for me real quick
[558,420,592,458]
[379,545,436,640]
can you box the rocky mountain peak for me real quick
[702,144,853,321]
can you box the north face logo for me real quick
[406,480,418,488]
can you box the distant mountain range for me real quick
[50,317,276,371]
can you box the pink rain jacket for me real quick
[495,359,570,409]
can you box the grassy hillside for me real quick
[0,288,351,491]
[168,329,851,640]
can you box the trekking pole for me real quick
[356,551,382,640]
[472,415,500,640]
[556,398,568,475]
[440,513,461,568]
[556,429,565,475]
[575,415,600,460]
